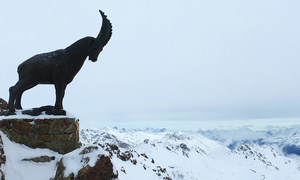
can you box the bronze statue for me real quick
[4,10,112,115]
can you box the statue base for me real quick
[0,105,66,116]
[0,111,81,154]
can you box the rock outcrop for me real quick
[0,135,6,180]
[0,117,80,154]
[76,155,114,180]
[0,111,118,179]
[0,99,7,113]
[54,154,114,180]
[22,155,56,163]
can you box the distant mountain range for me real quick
[197,126,300,157]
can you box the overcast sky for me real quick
[0,0,300,129]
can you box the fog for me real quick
[1,0,300,128]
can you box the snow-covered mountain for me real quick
[80,127,300,180]
[1,126,300,180]
[197,126,300,158]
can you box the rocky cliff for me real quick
[0,110,116,180]
[0,132,115,180]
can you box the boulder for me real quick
[76,155,114,180]
[53,151,115,180]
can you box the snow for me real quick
[0,131,59,180]
[1,126,300,179]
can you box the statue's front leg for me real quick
[54,83,66,110]
[50,83,67,115]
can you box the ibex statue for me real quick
[7,10,112,114]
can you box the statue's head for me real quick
[88,10,112,62]
[88,40,103,62]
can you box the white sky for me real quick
[0,0,300,129]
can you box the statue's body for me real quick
[4,10,112,115]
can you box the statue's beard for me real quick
[89,56,98,62]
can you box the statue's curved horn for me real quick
[96,10,112,47]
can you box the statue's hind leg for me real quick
[8,80,32,112]
[15,84,37,110]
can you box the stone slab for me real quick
[0,117,81,154]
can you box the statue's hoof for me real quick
[15,107,23,110]
[22,106,66,116]
[45,108,66,116]
[0,110,16,116]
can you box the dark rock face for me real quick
[54,154,114,180]
[22,156,55,163]
[76,155,113,180]
[0,135,6,166]
[0,135,6,180]
[54,158,69,180]
[0,118,80,154]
